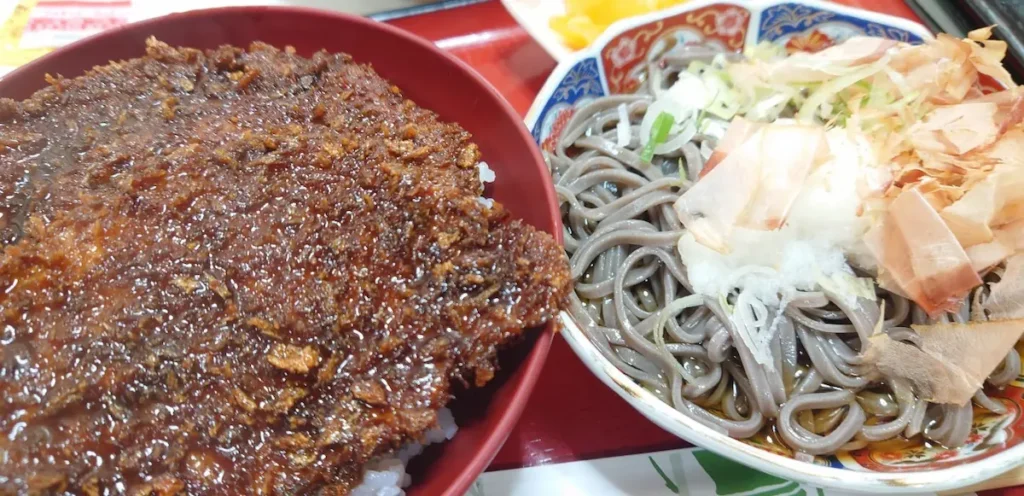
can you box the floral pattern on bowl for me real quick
[759,2,925,52]
[526,0,930,147]
[525,1,1024,492]
[600,4,751,93]
[837,390,1024,473]
[531,57,604,153]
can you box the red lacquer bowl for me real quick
[0,7,560,496]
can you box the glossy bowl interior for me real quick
[0,7,560,496]
[526,0,1024,493]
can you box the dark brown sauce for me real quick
[0,40,570,495]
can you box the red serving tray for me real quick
[387,2,1021,494]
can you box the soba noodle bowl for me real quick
[548,47,1021,459]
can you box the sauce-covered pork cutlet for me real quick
[0,39,570,495]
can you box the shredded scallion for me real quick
[641,111,674,162]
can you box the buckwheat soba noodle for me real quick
[548,46,1021,459]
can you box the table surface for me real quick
[1,1,1022,494]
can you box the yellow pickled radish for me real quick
[550,0,691,50]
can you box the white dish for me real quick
[500,0,573,62]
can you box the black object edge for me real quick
[963,0,1024,84]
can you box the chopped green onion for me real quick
[640,111,674,163]
[830,99,851,126]
[718,293,734,315]
[797,57,888,123]
[744,41,785,62]
[678,157,687,181]
[687,60,709,75]
[867,77,892,109]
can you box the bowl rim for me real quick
[511,0,935,66]
[526,0,1024,492]
[526,0,934,126]
[0,7,558,496]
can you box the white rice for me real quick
[477,161,496,185]
[349,408,458,496]
[476,161,496,209]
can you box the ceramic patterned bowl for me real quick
[525,0,1024,492]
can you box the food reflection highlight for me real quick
[552,28,1024,459]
